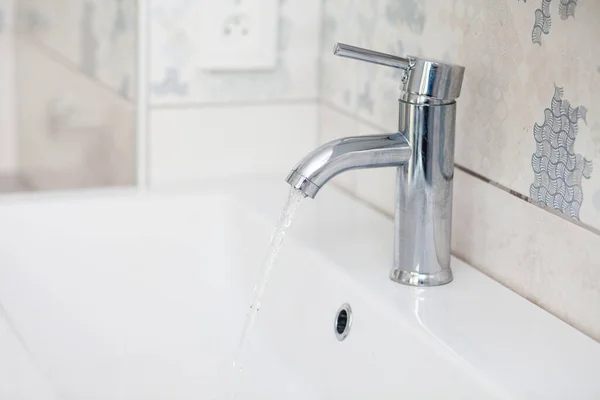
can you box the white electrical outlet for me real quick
[198,0,279,71]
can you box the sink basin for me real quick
[0,179,598,399]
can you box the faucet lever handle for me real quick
[333,42,465,103]
[333,43,411,71]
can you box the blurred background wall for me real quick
[0,0,137,192]
[0,0,17,191]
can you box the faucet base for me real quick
[390,268,453,287]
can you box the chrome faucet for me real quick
[286,43,465,287]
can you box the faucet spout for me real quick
[285,134,411,198]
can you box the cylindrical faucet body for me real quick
[391,100,456,286]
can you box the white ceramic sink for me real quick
[0,179,598,399]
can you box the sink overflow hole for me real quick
[334,304,352,341]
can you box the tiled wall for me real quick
[319,0,600,340]
[18,0,137,99]
[0,0,16,176]
[147,0,321,186]
[12,0,138,190]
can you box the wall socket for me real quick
[198,0,279,71]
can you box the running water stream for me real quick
[230,188,305,397]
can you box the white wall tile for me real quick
[452,168,600,341]
[149,103,318,186]
[149,0,321,105]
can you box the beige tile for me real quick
[17,0,81,63]
[17,0,137,98]
[452,168,600,341]
[318,105,358,194]
[149,103,318,186]
[16,38,136,190]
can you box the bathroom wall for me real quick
[0,0,17,179]
[147,0,322,185]
[319,0,600,340]
[12,0,137,190]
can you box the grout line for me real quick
[454,164,529,201]
[455,164,600,236]
[321,100,600,236]
[19,35,134,104]
[151,98,318,110]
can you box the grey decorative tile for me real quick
[531,0,578,45]
[558,0,578,20]
[532,0,552,45]
[531,86,592,219]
